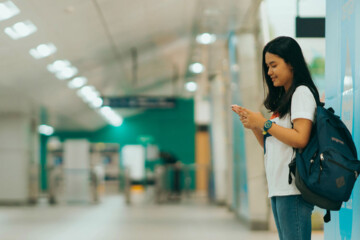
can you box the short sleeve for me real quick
[291,86,316,123]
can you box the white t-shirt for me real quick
[264,86,316,197]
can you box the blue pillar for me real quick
[228,31,249,218]
[325,0,360,239]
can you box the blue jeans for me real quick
[271,195,314,240]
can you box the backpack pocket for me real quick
[315,149,360,202]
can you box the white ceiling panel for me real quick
[0,0,260,131]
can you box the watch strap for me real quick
[262,120,273,135]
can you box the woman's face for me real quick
[265,52,294,91]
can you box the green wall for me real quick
[41,98,195,190]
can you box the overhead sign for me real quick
[102,96,176,109]
[137,135,154,144]
[296,17,325,38]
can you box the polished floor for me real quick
[0,191,324,240]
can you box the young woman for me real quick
[232,36,320,240]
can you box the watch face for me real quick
[265,121,272,128]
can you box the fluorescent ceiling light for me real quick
[55,66,78,80]
[77,85,100,103]
[99,106,123,127]
[0,1,20,21]
[76,85,104,110]
[4,20,37,39]
[47,60,78,80]
[47,60,71,73]
[89,97,103,109]
[185,81,197,92]
[38,124,54,136]
[82,90,99,102]
[29,43,57,59]
[196,33,216,45]
[189,62,204,74]
[78,85,95,97]
[68,77,87,89]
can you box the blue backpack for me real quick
[288,89,360,223]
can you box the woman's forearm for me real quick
[234,105,312,149]
[251,127,264,148]
[266,120,312,149]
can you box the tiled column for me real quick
[0,95,39,204]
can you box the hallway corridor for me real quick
[0,193,324,240]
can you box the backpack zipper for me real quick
[318,153,324,183]
[317,165,323,183]
[320,153,358,179]
[309,152,317,175]
[309,159,314,174]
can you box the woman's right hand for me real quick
[231,104,244,117]
[231,105,266,130]
[231,105,250,128]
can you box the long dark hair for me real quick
[262,36,320,118]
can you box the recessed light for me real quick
[0,1,20,21]
[4,20,37,39]
[196,33,216,45]
[29,43,57,59]
[38,124,54,136]
[185,81,197,92]
[55,66,78,80]
[47,60,71,73]
[68,77,87,89]
[189,62,204,74]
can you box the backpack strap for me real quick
[324,210,331,223]
[307,86,323,107]
[288,158,296,184]
[288,86,321,185]
[263,132,271,155]
[288,108,296,185]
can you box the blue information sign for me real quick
[102,96,176,109]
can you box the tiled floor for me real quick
[0,192,324,240]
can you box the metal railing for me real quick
[47,166,104,204]
[118,163,212,205]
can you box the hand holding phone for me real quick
[231,104,245,117]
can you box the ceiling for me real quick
[0,0,261,131]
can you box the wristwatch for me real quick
[262,120,273,135]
